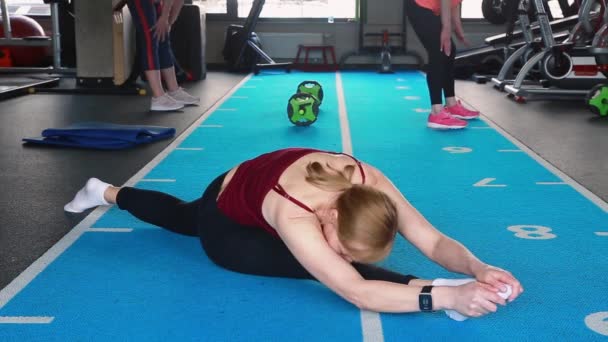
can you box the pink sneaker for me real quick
[445,100,480,120]
[427,109,467,130]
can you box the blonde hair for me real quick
[306,161,398,263]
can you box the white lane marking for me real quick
[175,148,204,151]
[336,72,353,155]
[139,179,176,183]
[85,228,134,233]
[585,312,608,336]
[360,310,384,342]
[474,178,507,187]
[337,71,382,342]
[0,316,54,324]
[443,147,472,154]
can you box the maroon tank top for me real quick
[216,148,366,237]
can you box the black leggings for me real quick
[405,0,456,105]
[116,173,417,284]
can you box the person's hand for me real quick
[475,264,523,302]
[452,19,470,47]
[151,15,171,42]
[450,281,507,318]
[440,27,452,56]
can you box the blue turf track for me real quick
[0,71,606,341]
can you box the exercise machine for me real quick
[455,0,581,81]
[0,0,70,99]
[0,0,71,74]
[377,30,396,73]
[491,0,543,89]
[1,0,158,99]
[222,0,291,73]
[584,4,608,114]
[482,0,578,24]
[339,0,424,70]
[504,0,607,101]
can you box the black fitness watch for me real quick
[419,285,434,312]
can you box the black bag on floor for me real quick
[170,4,207,81]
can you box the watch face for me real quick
[419,286,434,311]
[419,293,433,311]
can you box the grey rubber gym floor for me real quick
[0,72,606,291]
[0,71,245,289]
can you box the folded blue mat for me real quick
[22,122,176,150]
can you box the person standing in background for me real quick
[127,0,200,111]
[405,0,481,129]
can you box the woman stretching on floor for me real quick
[65,147,523,320]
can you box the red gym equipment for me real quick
[0,15,48,67]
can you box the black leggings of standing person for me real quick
[405,0,457,106]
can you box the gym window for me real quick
[2,0,49,16]
[461,0,570,20]
[461,0,483,19]
[201,0,228,14]
[199,0,357,19]
[3,0,45,3]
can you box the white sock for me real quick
[432,278,512,321]
[64,178,111,213]
[432,278,476,321]
[432,278,476,287]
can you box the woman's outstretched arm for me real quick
[274,215,455,313]
[367,164,523,301]
[275,215,508,316]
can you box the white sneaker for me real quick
[168,87,200,105]
[150,93,185,112]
